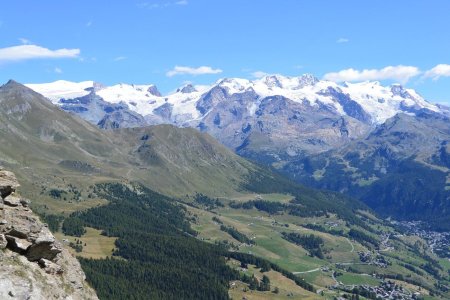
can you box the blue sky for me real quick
[1,0,450,103]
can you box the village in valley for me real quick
[391,220,450,259]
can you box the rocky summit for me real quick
[0,168,98,300]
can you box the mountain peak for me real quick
[390,84,419,102]
[1,79,39,95]
[297,73,319,87]
[262,75,283,88]
[299,73,319,82]
[147,85,161,97]
[6,79,19,85]
[2,79,24,89]
[178,84,197,94]
[390,84,406,95]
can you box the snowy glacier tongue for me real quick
[25,74,441,125]
[26,80,95,104]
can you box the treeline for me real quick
[49,188,67,199]
[193,193,224,209]
[248,274,270,291]
[230,200,284,215]
[230,199,325,218]
[348,228,378,248]
[212,216,223,224]
[242,168,371,227]
[303,223,344,236]
[62,217,86,237]
[400,263,424,276]
[38,213,64,232]
[282,232,324,258]
[220,225,255,245]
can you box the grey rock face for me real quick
[196,86,230,115]
[319,87,372,123]
[60,92,149,129]
[3,195,20,206]
[263,75,283,88]
[27,240,62,261]
[147,85,161,97]
[197,90,369,164]
[38,258,63,275]
[295,74,319,88]
[391,84,415,100]
[5,235,32,253]
[0,169,20,198]
[0,170,98,300]
[179,84,197,94]
[1,185,62,261]
[153,102,173,120]
[97,109,147,129]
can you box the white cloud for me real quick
[166,65,222,77]
[18,38,31,45]
[54,67,63,74]
[86,20,93,27]
[337,38,349,43]
[423,64,450,80]
[0,44,80,62]
[175,0,188,5]
[323,65,421,84]
[114,56,127,61]
[251,71,269,78]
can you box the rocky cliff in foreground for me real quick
[0,168,98,300]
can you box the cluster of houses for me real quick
[356,251,390,268]
[356,281,423,300]
[391,220,450,258]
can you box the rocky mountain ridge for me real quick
[25,75,445,157]
[26,74,441,127]
[0,168,98,299]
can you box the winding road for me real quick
[292,268,321,275]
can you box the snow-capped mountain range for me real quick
[25,74,448,159]
[26,74,441,127]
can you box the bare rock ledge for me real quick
[0,169,98,300]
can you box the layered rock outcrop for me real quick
[0,169,98,299]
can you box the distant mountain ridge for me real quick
[26,74,445,156]
[26,74,441,128]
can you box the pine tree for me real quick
[259,275,270,291]
[249,275,259,290]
